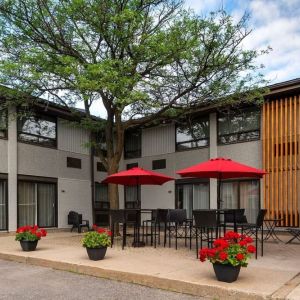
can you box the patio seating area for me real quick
[0,231,299,299]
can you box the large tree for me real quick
[0,0,268,209]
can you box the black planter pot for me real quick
[213,263,241,283]
[20,240,38,252]
[86,247,107,261]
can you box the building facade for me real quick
[0,78,299,232]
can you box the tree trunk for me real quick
[107,159,119,209]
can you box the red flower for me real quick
[236,253,244,261]
[224,231,240,240]
[92,224,98,230]
[36,232,42,239]
[30,229,36,235]
[40,229,47,237]
[213,239,229,249]
[247,245,256,253]
[97,228,106,234]
[219,251,228,261]
[106,230,112,237]
[239,240,247,247]
[33,225,39,231]
[244,237,253,243]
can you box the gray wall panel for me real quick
[142,124,175,157]
[57,119,89,155]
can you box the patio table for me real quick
[263,218,283,242]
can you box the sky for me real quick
[185,0,300,83]
[88,0,300,117]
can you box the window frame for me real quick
[219,178,261,210]
[0,178,8,231]
[67,157,82,169]
[124,129,142,159]
[0,109,8,140]
[17,111,57,148]
[175,115,210,152]
[94,182,109,209]
[217,107,261,146]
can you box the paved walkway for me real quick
[0,259,204,300]
[0,231,299,299]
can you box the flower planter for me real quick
[86,247,107,261]
[213,263,241,283]
[20,240,38,252]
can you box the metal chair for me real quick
[241,209,267,259]
[167,209,191,250]
[142,209,157,245]
[153,209,169,248]
[68,211,90,233]
[109,209,126,249]
[193,210,218,258]
[221,209,247,234]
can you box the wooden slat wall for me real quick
[263,96,300,227]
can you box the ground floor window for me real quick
[221,179,260,223]
[0,180,7,230]
[176,181,209,218]
[95,183,109,209]
[124,186,141,209]
[18,181,57,227]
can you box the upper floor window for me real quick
[0,109,7,138]
[176,115,209,151]
[95,183,109,209]
[218,107,260,145]
[17,112,57,147]
[124,129,141,159]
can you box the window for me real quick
[0,180,7,230]
[67,157,82,169]
[218,107,260,145]
[94,131,107,157]
[176,115,209,151]
[18,181,56,227]
[97,162,106,172]
[124,162,140,208]
[95,183,109,209]
[152,159,166,170]
[0,109,7,138]
[17,112,56,147]
[221,179,260,223]
[176,181,209,219]
[124,129,141,159]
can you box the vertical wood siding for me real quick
[57,119,90,155]
[263,96,299,227]
[142,124,175,157]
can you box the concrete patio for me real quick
[0,231,299,300]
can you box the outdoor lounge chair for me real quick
[68,211,90,233]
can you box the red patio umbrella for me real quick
[177,157,266,208]
[102,167,174,186]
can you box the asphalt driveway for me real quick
[0,260,204,300]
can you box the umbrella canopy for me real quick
[177,157,266,210]
[176,157,266,179]
[102,167,174,186]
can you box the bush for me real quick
[199,231,256,267]
[15,225,47,242]
[81,225,111,248]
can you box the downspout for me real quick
[90,134,95,225]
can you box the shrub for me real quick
[15,225,47,242]
[199,231,256,267]
[81,225,111,248]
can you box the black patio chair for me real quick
[110,209,126,249]
[142,209,157,245]
[68,211,90,233]
[167,209,192,250]
[153,209,169,248]
[193,210,218,258]
[240,209,267,259]
[220,209,247,234]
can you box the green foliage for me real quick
[15,231,39,242]
[81,231,111,248]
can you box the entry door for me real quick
[18,181,56,227]
[0,181,7,230]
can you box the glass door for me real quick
[0,181,7,230]
[18,181,56,227]
[176,182,209,218]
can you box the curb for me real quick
[0,252,274,300]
